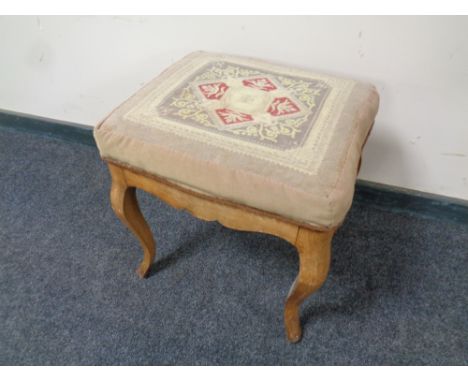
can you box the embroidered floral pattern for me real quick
[198,82,229,100]
[267,97,301,116]
[156,61,331,150]
[242,77,277,92]
[215,108,253,124]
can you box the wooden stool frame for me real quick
[107,160,337,343]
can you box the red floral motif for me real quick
[215,108,253,125]
[267,97,301,116]
[242,77,277,92]
[198,82,229,100]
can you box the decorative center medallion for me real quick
[222,86,272,114]
[191,75,307,132]
[149,61,332,150]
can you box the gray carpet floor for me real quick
[0,127,467,365]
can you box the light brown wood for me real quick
[284,228,334,343]
[109,164,155,278]
[107,158,330,233]
[106,161,334,343]
[117,163,300,245]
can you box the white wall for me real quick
[1,16,467,200]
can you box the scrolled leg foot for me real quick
[108,164,156,278]
[284,227,334,343]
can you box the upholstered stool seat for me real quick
[94,51,379,342]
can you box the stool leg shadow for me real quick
[109,164,156,278]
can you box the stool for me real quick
[94,51,379,343]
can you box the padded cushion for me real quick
[94,51,379,228]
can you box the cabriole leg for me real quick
[284,227,334,343]
[108,164,156,278]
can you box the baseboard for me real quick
[0,108,95,146]
[354,179,468,224]
[1,109,467,224]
